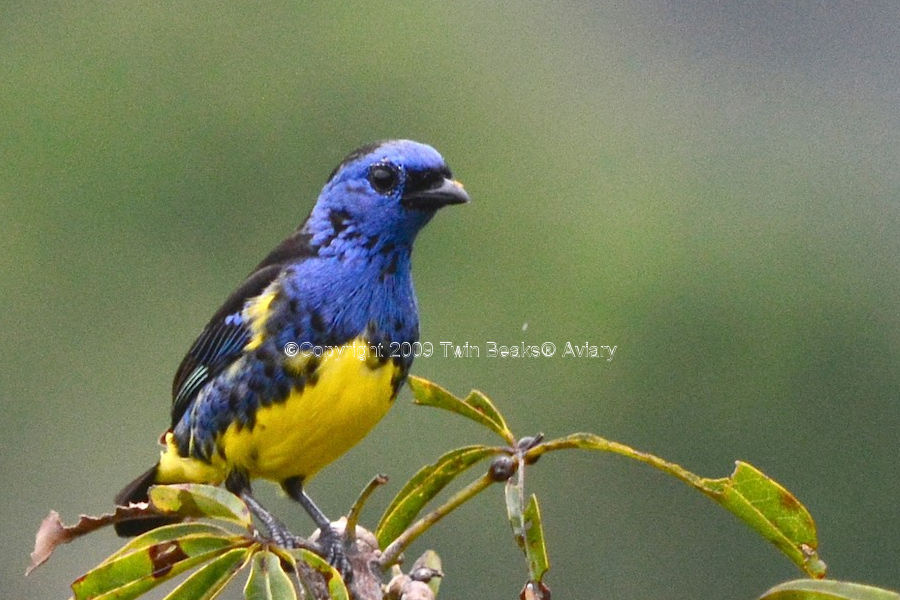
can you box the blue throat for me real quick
[273,205,423,355]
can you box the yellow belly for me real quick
[157,337,397,485]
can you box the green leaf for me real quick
[505,475,524,549]
[71,533,240,600]
[529,434,826,577]
[407,376,514,443]
[149,484,252,529]
[292,549,349,600]
[162,546,252,600]
[376,445,497,548]
[103,523,238,565]
[244,551,297,600]
[702,462,826,578]
[759,579,900,600]
[461,389,513,440]
[522,495,550,583]
[505,465,549,584]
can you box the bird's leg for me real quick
[241,493,299,547]
[225,471,298,548]
[283,476,352,581]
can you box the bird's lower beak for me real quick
[402,178,470,210]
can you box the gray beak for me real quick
[402,178,470,210]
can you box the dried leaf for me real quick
[28,504,160,575]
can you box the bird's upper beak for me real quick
[402,178,470,211]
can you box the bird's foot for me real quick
[267,526,300,549]
[315,526,353,582]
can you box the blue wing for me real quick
[170,231,316,428]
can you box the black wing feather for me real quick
[170,230,316,428]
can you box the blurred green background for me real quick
[3,2,898,598]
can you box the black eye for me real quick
[368,163,400,194]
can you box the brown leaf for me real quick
[27,503,155,575]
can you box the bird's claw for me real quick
[317,526,353,582]
[264,523,351,580]
[269,529,298,548]
[257,522,305,551]
[276,532,307,549]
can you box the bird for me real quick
[114,139,469,575]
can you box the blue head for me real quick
[303,140,469,253]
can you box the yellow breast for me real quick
[219,337,397,482]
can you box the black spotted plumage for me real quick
[170,234,317,427]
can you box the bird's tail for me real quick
[113,463,180,537]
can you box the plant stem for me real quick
[379,473,495,568]
[346,474,389,542]
[525,433,707,488]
